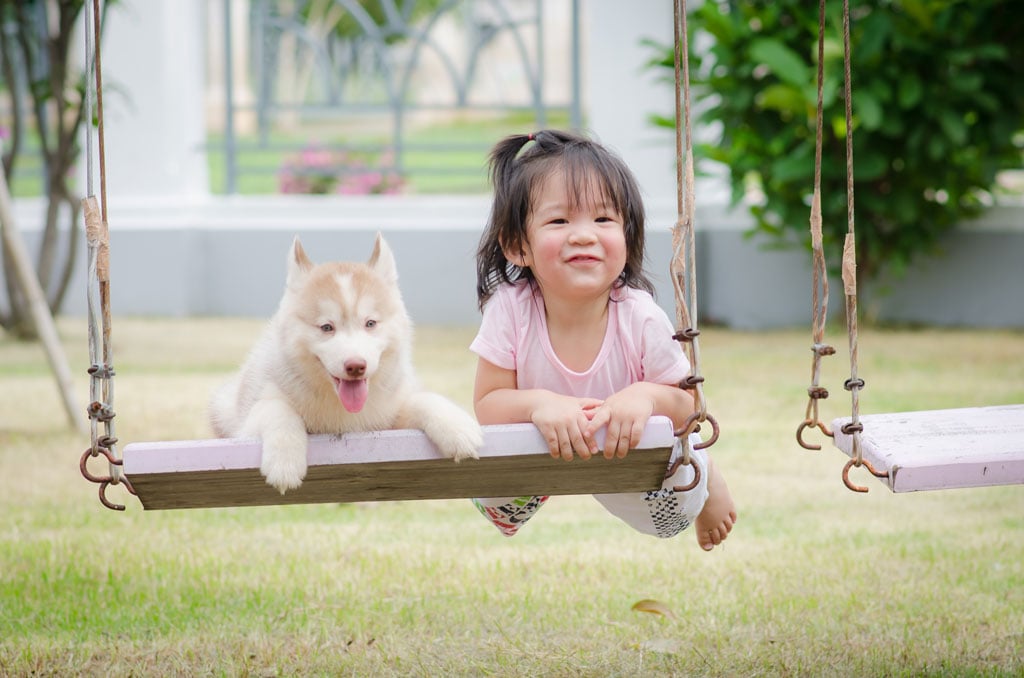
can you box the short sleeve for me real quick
[469,286,518,371]
[638,298,690,385]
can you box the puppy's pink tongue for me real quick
[336,378,369,413]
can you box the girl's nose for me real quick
[567,221,598,243]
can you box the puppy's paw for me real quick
[259,430,308,494]
[426,407,483,463]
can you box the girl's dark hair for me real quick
[475,129,654,309]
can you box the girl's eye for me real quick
[319,322,334,333]
[365,319,377,329]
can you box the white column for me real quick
[583,0,676,211]
[100,0,209,202]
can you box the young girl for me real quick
[470,130,736,551]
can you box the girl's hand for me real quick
[584,383,657,459]
[531,394,604,461]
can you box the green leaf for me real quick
[749,38,809,88]
[771,145,813,183]
[938,110,968,146]
[897,76,924,109]
[852,151,888,181]
[856,91,884,131]
[756,84,806,116]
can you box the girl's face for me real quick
[513,169,627,304]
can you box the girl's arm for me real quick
[473,358,603,460]
[585,381,695,459]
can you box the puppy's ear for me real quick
[367,232,398,284]
[286,236,314,288]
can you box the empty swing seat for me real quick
[831,404,1024,493]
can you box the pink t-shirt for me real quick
[470,280,690,398]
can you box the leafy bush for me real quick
[652,0,1024,283]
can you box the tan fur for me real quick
[209,234,482,493]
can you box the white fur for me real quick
[209,234,482,494]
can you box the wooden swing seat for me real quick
[122,417,677,510]
[831,404,1024,493]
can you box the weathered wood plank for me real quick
[123,417,678,510]
[831,405,1024,492]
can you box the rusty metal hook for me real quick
[673,412,720,451]
[796,419,833,451]
[671,457,702,493]
[842,458,889,493]
[693,413,719,450]
[80,447,136,511]
[665,412,718,492]
[80,446,119,483]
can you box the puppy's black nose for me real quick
[344,360,366,378]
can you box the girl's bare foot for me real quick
[695,457,736,551]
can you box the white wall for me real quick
[584,0,681,215]
[100,0,209,203]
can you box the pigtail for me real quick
[476,133,535,309]
[486,134,531,222]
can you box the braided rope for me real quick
[80,0,132,510]
[666,0,717,487]
[797,0,835,451]
[840,0,866,477]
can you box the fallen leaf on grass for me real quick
[631,598,677,620]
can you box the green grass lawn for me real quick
[1,318,1022,675]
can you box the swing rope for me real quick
[797,0,886,492]
[79,0,134,510]
[664,0,718,493]
[796,0,836,452]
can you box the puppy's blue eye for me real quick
[319,323,334,333]
[365,319,377,329]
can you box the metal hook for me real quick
[842,458,889,493]
[80,446,119,483]
[671,457,702,493]
[673,412,719,451]
[693,413,719,450]
[97,481,127,511]
[796,419,833,450]
[80,447,136,511]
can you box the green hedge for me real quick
[652,0,1024,284]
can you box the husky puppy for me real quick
[210,234,483,494]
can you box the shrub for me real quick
[652,0,1024,284]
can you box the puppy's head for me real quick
[281,234,410,413]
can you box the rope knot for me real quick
[87,363,115,379]
[87,401,116,423]
[672,328,700,342]
[812,343,836,356]
[807,386,830,399]
[841,421,863,435]
[680,375,705,389]
[843,377,865,391]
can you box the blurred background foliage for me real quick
[651,0,1024,286]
